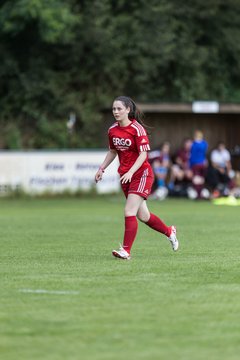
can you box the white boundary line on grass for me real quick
[19,289,80,295]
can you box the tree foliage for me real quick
[0,0,240,148]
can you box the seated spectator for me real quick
[172,138,193,184]
[148,141,172,200]
[189,130,209,199]
[206,141,235,197]
[167,138,194,197]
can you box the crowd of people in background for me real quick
[149,130,239,200]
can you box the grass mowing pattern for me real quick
[0,197,240,360]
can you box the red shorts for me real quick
[121,168,154,199]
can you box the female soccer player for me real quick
[95,96,179,260]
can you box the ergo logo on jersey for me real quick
[113,137,132,147]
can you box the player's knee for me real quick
[137,212,149,223]
[137,214,145,222]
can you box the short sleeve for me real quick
[131,122,150,152]
[108,125,117,150]
[108,134,115,150]
[136,135,151,152]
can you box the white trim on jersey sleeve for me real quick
[140,144,150,152]
[131,122,146,136]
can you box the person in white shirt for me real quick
[207,142,235,196]
[211,143,231,172]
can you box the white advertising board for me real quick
[0,151,120,195]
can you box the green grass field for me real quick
[0,196,240,360]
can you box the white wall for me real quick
[0,151,120,195]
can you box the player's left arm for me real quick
[120,151,147,184]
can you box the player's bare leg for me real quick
[137,200,150,222]
[124,193,145,217]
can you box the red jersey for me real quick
[108,119,152,176]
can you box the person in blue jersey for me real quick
[189,130,208,198]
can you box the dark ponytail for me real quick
[114,96,151,133]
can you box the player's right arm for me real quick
[95,149,117,183]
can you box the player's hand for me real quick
[95,169,104,183]
[120,171,133,184]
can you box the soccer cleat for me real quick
[112,245,131,260]
[168,226,179,251]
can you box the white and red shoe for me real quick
[112,245,131,260]
[168,226,179,251]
